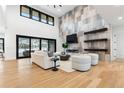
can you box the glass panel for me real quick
[32,10,39,21]
[48,16,54,25]
[0,39,3,52]
[31,38,40,52]
[49,40,55,52]
[41,13,47,23]
[21,6,30,18]
[41,39,48,52]
[18,37,30,57]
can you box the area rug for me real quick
[58,60,75,72]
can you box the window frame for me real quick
[40,12,48,24]
[20,5,54,26]
[20,5,31,19]
[16,35,56,59]
[0,38,4,53]
[31,8,40,21]
[48,15,54,26]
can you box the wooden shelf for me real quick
[84,49,108,51]
[84,28,108,35]
[84,38,108,42]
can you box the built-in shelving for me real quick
[84,49,108,52]
[84,38,108,42]
[84,28,108,35]
[83,27,109,61]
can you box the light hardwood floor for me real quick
[0,58,124,88]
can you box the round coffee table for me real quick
[51,57,59,71]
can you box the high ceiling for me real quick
[31,5,124,28]
[36,5,77,17]
[94,5,124,27]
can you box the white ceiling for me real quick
[32,5,124,27]
[93,5,124,27]
[36,5,77,17]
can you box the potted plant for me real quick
[62,43,68,55]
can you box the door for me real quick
[41,39,48,52]
[17,36,30,58]
[31,38,40,53]
[16,35,56,59]
[49,40,56,52]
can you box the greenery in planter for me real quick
[62,43,68,55]
[62,43,68,48]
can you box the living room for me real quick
[0,5,124,88]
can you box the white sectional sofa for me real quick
[31,51,60,69]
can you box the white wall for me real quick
[112,25,124,59]
[0,6,5,38]
[0,6,5,32]
[5,5,60,60]
[0,6,3,27]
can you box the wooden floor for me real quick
[0,58,124,88]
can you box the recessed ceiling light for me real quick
[57,8,61,12]
[118,16,123,20]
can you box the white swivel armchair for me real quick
[31,51,60,69]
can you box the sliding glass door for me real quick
[41,39,48,51]
[49,40,56,52]
[31,38,40,52]
[16,35,56,59]
[18,37,30,58]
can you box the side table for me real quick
[51,57,59,71]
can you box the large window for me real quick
[18,37,30,58]
[49,40,56,52]
[41,13,47,23]
[48,16,54,25]
[20,5,54,26]
[41,39,48,51]
[32,9,40,21]
[16,35,56,59]
[20,5,30,18]
[0,38,4,53]
[31,38,40,52]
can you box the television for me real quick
[66,34,78,44]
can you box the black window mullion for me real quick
[55,40,56,52]
[29,38,31,57]
[40,39,42,50]
[39,11,41,22]
[30,7,32,19]
[3,39,4,53]
[53,17,55,26]
[16,36,18,59]
[46,15,48,24]
[48,40,50,51]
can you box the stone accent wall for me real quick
[59,6,108,46]
[59,5,111,61]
